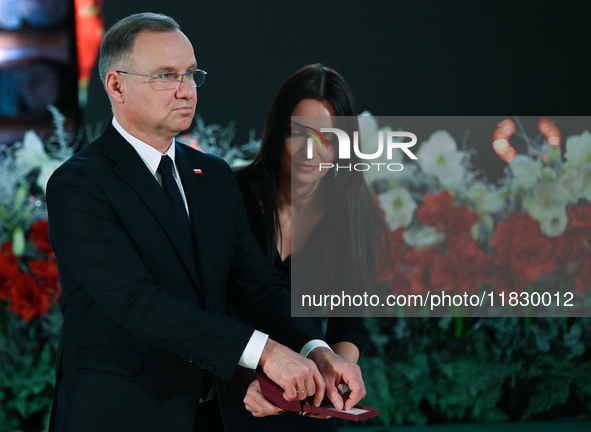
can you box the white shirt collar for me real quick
[112,117,176,176]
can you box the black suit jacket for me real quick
[46,123,322,432]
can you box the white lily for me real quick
[524,181,569,237]
[14,131,51,175]
[540,206,568,237]
[558,168,586,203]
[564,130,591,170]
[509,155,542,190]
[377,187,417,231]
[416,130,465,190]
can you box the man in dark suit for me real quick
[46,12,364,432]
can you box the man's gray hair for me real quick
[98,13,180,85]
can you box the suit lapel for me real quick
[100,124,202,293]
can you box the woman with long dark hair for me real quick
[218,64,388,431]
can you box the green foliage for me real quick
[0,305,62,431]
[360,317,591,426]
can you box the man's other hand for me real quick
[307,347,366,411]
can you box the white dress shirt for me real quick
[112,117,329,370]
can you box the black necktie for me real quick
[157,155,192,244]
[159,156,209,398]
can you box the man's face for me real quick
[119,30,198,145]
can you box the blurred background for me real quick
[1,1,590,431]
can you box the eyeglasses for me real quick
[116,69,207,90]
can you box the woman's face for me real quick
[282,98,337,185]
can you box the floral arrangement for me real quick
[0,106,73,431]
[356,114,591,425]
[360,113,591,311]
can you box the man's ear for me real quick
[105,71,125,104]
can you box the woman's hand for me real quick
[331,341,360,364]
[243,379,285,417]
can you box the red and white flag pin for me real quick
[194,168,202,174]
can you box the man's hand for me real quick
[258,338,326,405]
[307,347,366,411]
[243,379,284,417]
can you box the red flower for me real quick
[449,238,489,294]
[576,253,591,293]
[427,239,489,294]
[416,190,454,227]
[408,247,438,294]
[556,231,585,262]
[512,230,556,282]
[491,212,556,284]
[568,204,591,233]
[29,259,59,282]
[29,259,62,303]
[30,220,54,257]
[389,227,411,263]
[446,206,480,239]
[8,274,52,322]
[0,242,21,301]
[389,270,412,296]
[430,253,458,292]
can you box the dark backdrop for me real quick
[84,0,590,180]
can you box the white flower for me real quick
[558,168,586,203]
[416,130,465,190]
[533,181,568,210]
[575,166,591,202]
[13,130,68,193]
[403,225,445,249]
[467,182,506,214]
[564,131,591,169]
[509,155,542,189]
[540,207,568,237]
[37,159,63,193]
[524,181,569,237]
[14,130,51,175]
[377,187,417,231]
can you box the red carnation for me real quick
[408,247,438,294]
[449,237,489,294]
[30,220,54,257]
[29,259,61,303]
[430,253,458,292]
[576,253,591,293]
[29,259,59,282]
[491,212,556,284]
[416,190,454,227]
[556,232,585,262]
[568,204,591,233]
[446,206,480,239]
[0,242,21,301]
[8,274,52,322]
[512,227,556,282]
[390,227,411,263]
[389,270,412,296]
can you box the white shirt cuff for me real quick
[300,339,332,358]
[238,330,268,369]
